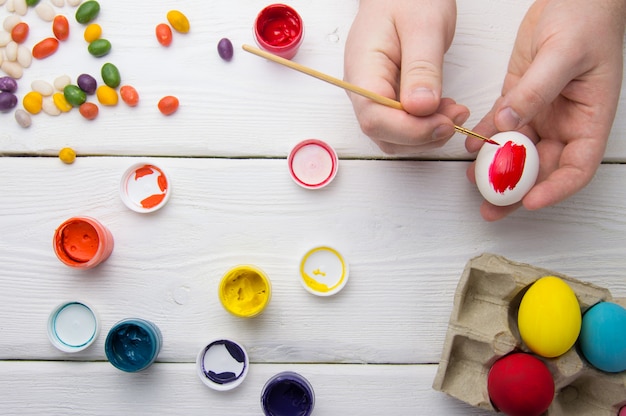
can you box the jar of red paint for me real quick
[254,4,304,59]
[53,217,114,269]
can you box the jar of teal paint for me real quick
[105,318,162,372]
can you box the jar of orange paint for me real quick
[53,217,114,269]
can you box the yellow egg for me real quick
[517,276,581,357]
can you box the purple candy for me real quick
[217,38,234,61]
[77,73,98,95]
[0,76,18,93]
[0,92,18,112]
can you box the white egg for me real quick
[474,131,539,206]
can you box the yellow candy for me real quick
[83,23,102,43]
[52,92,72,113]
[167,10,190,33]
[23,91,43,114]
[59,147,76,164]
[96,85,118,106]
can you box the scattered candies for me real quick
[52,92,72,112]
[96,84,117,106]
[119,85,138,107]
[83,23,101,42]
[0,76,17,92]
[166,10,189,33]
[87,38,111,57]
[32,37,59,59]
[158,95,178,115]
[75,0,100,24]
[78,101,98,120]
[0,91,18,111]
[58,147,76,164]
[10,21,28,43]
[100,62,120,88]
[22,90,43,114]
[14,108,31,127]
[217,37,233,61]
[77,73,97,94]
[25,0,41,6]
[63,84,86,107]
[52,15,69,41]
[155,23,172,46]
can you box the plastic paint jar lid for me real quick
[219,265,272,318]
[288,139,338,189]
[105,318,162,372]
[47,301,99,353]
[254,3,304,60]
[261,371,315,416]
[196,339,249,391]
[53,216,114,269]
[120,163,171,213]
[300,246,349,296]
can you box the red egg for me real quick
[487,353,554,416]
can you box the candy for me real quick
[5,41,18,60]
[52,15,70,41]
[3,15,21,32]
[166,10,189,33]
[96,85,118,106]
[155,23,172,46]
[0,32,11,47]
[158,95,179,115]
[100,62,120,88]
[63,84,86,107]
[75,0,100,24]
[31,80,54,96]
[87,38,111,57]
[58,147,76,164]
[0,76,18,92]
[35,2,55,21]
[23,91,43,114]
[11,21,29,43]
[78,102,98,120]
[0,61,23,78]
[26,0,41,6]
[0,91,18,111]
[17,45,31,67]
[14,109,31,127]
[52,92,72,112]
[42,97,61,115]
[83,23,101,42]
[32,37,59,59]
[53,74,71,91]
[120,85,138,107]
[217,38,233,61]
[77,73,97,94]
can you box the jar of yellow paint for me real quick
[219,265,272,318]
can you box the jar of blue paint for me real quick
[261,371,315,416]
[104,318,162,372]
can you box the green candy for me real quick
[63,85,87,107]
[88,39,111,57]
[75,0,101,24]
[101,63,121,88]
[26,0,41,6]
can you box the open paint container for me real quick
[53,217,114,269]
[288,139,338,189]
[196,339,249,391]
[120,163,171,213]
[261,371,315,416]
[219,265,272,318]
[105,318,162,372]
[254,3,304,60]
[299,246,349,296]
[47,301,99,352]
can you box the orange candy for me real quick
[158,95,179,115]
[120,85,139,107]
[79,102,99,120]
[11,22,29,44]
[155,23,172,47]
[52,15,70,41]
[32,37,59,59]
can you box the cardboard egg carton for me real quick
[432,253,626,415]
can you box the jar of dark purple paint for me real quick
[261,371,315,416]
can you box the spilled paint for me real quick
[489,141,527,193]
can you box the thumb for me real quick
[495,45,580,131]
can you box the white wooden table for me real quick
[1,1,625,414]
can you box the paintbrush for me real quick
[242,44,498,145]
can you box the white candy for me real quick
[17,44,31,67]
[15,109,32,128]
[50,0,64,7]
[1,60,23,78]
[53,74,71,90]
[13,0,27,16]
[3,15,21,32]
[5,0,15,13]
[0,31,11,47]
[5,40,17,61]
[35,2,56,22]
[32,79,54,96]
[42,96,61,116]
[66,0,81,6]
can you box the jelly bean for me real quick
[3,15,21,32]
[52,15,69,41]
[0,91,18,111]
[14,0,28,16]
[119,85,139,107]
[0,76,18,92]
[0,32,11,47]
[59,147,76,164]
[32,37,59,59]
[23,91,43,114]
[32,80,54,96]
[67,0,82,6]
[54,75,71,91]
[75,0,100,24]
[17,45,31,68]
[166,10,189,33]
[83,23,101,42]
[11,21,29,44]
[5,41,18,60]
[158,95,179,115]
[52,92,72,112]
[96,85,118,106]
[26,0,41,6]
[217,38,233,61]
[35,2,55,21]
[42,97,61,115]
[155,23,172,46]
[15,109,32,128]
[51,0,64,7]
[77,73,97,95]
[100,62,120,88]
[79,102,98,120]
[88,38,111,57]
[0,61,23,79]
[63,85,86,107]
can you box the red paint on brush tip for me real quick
[488,140,527,193]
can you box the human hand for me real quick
[344,0,469,154]
[466,0,626,221]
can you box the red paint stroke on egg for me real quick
[489,141,527,193]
